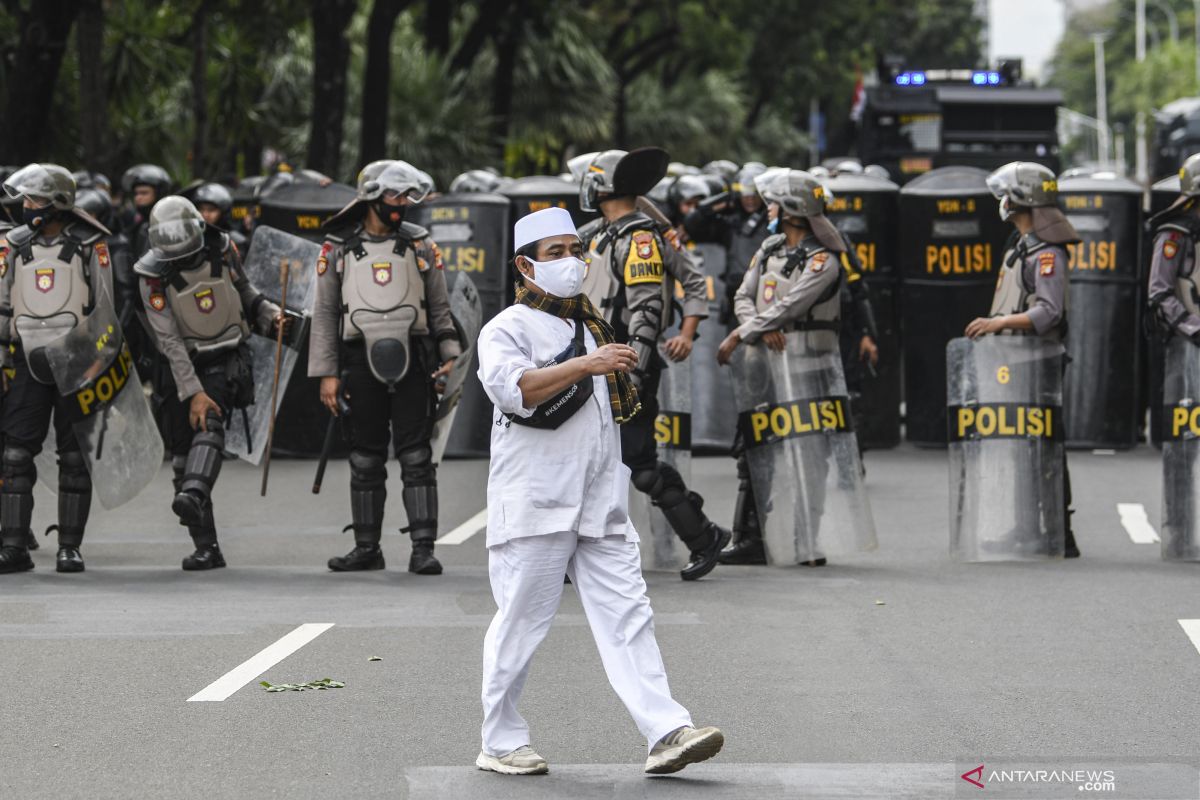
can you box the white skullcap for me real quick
[513,206,578,252]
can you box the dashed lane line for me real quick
[438,508,488,545]
[187,623,334,702]
[1117,503,1160,544]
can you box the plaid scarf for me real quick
[514,284,641,424]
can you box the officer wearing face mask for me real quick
[309,160,461,575]
[121,164,173,259]
[135,197,285,570]
[184,182,249,253]
[577,148,731,581]
[0,164,113,574]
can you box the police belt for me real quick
[782,319,840,333]
[509,320,594,430]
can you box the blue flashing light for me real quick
[987,71,1001,85]
[972,72,987,85]
[896,73,911,85]
[911,72,926,85]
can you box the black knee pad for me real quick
[58,450,92,494]
[349,449,387,491]
[181,414,226,498]
[2,445,35,495]
[397,445,435,487]
[634,462,688,509]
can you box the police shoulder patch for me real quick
[624,230,664,286]
[94,241,110,269]
[317,242,331,276]
[0,247,7,279]
[1164,237,1180,260]
[1038,250,1056,276]
[809,251,828,273]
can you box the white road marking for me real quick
[438,508,488,545]
[187,623,334,702]
[1092,449,1117,455]
[1117,503,1160,544]
[1179,620,1200,657]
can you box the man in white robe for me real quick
[475,206,724,776]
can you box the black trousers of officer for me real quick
[0,348,91,549]
[160,350,239,548]
[622,361,712,551]
[341,339,439,547]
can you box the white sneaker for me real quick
[644,726,724,774]
[476,745,549,775]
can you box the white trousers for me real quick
[480,532,693,756]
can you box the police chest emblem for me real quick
[624,231,664,286]
[1164,238,1180,259]
[1038,251,1056,276]
[373,262,393,285]
[35,268,55,293]
[195,288,216,313]
[763,279,777,303]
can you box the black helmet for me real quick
[578,148,670,212]
[668,174,713,208]
[189,182,234,215]
[121,164,172,196]
[75,186,113,225]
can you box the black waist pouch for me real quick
[509,320,594,430]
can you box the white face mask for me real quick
[523,255,586,298]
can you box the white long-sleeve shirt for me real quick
[476,303,637,548]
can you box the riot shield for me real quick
[1160,336,1200,561]
[44,301,163,509]
[731,333,877,565]
[1058,175,1142,448]
[947,336,1066,561]
[430,272,483,464]
[688,243,737,453]
[223,226,321,465]
[639,342,692,570]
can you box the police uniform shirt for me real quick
[732,235,840,341]
[476,303,636,548]
[138,240,278,400]
[1149,224,1200,339]
[308,224,462,379]
[988,234,1068,338]
[0,220,112,368]
[578,211,707,378]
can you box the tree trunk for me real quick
[0,1,81,164]
[76,0,108,176]
[490,3,523,152]
[424,0,452,55]
[358,0,412,169]
[191,1,210,179]
[307,0,359,179]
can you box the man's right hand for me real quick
[586,343,638,376]
[189,391,222,431]
[320,376,346,415]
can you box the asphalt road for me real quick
[1,446,1198,800]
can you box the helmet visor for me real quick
[3,164,64,206]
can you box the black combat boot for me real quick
[329,543,385,571]
[681,522,732,581]
[720,473,766,565]
[409,537,442,575]
[183,543,227,571]
[56,546,85,573]
[0,544,33,573]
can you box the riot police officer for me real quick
[1149,153,1200,343]
[0,164,113,573]
[135,197,284,570]
[184,182,249,252]
[963,161,1080,559]
[309,160,461,575]
[683,162,770,328]
[577,148,731,581]
[717,169,848,566]
[121,164,173,258]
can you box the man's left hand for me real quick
[859,336,879,366]
[431,358,456,393]
[717,331,741,366]
[965,316,1005,339]
[663,334,694,362]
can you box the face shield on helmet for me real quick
[578,150,624,213]
[3,163,76,210]
[360,160,432,204]
[755,169,827,219]
[732,163,767,197]
[566,152,599,183]
[147,196,207,262]
[1180,153,1200,196]
[449,168,503,194]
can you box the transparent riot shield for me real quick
[44,303,163,509]
[640,342,692,570]
[1160,336,1200,561]
[946,336,1066,561]
[430,273,483,464]
[223,226,321,465]
[731,332,876,565]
